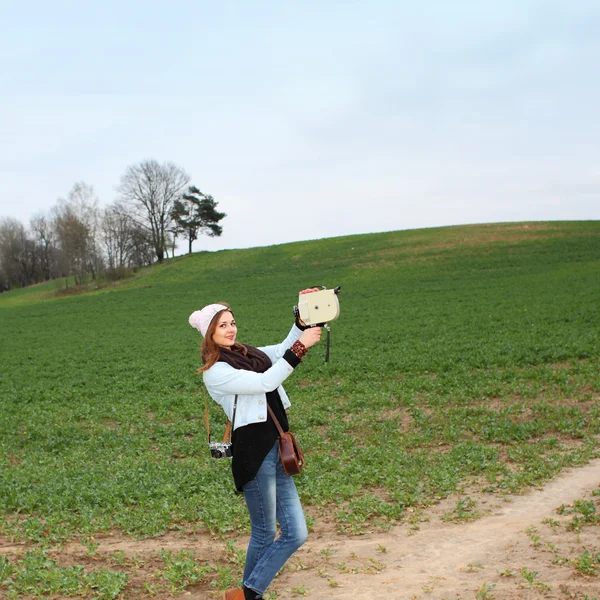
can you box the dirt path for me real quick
[2,461,600,599]
[270,459,600,599]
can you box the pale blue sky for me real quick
[1,0,598,252]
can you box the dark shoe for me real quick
[243,585,262,600]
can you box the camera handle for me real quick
[292,316,332,362]
[324,324,331,363]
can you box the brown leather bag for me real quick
[267,405,305,476]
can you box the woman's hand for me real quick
[299,327,322,349]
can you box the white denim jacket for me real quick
[203,324,304,430]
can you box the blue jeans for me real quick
[242,441,308,597]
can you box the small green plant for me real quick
[441,497,481,523]
[130,553,145,569]
[211,563,237,591]
[367,557,386,573]
[528,532,542,547]
[521,566,538,587]
[476,582,496,599]
[542,517,560,528]
[0,556,16,584]
[524,525,537,535]
[320,547,337,560]
[158,548,212,593]
[291,583,309,596]
[225,539,246,567]
[572,550,600,576]
[143,581,160,596]
[565,499,599,532]
[519,566,550,590]
[87,568,129,600]
[337,562,358,574]
[83,536,100,556]
[293,557,308,571]
[109,550,128,567]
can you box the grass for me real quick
[0,549,128,599]
[1,220,599,596]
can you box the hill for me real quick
[1,221,599,598]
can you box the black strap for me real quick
[231,395,238,434]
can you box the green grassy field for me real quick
[1,221,599,598]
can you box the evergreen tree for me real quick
[171,186,226,254]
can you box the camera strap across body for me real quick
[204,389,237,444]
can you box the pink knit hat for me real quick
[189,304,229,337]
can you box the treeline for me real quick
[0,159,225,293]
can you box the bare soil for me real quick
[277,458,600,600]
[2,460,600,599]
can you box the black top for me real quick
[231,348,301,491]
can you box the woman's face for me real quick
[212,311,237,348]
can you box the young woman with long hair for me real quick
[189,290,321,600]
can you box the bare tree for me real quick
[128,224,155,269]
[0,217,37,289]
[171,186,226,254]
[163,231,175,259]
[53,209,89,285]
[167,223,178,259]
[30,213,55,281]
[116,159,190,263]
[101,201,157,271]
[52,182,103,284]
[102,202,133,269]
[66,182,103,278]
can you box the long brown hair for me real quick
[199,305,247,372]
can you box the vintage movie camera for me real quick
[209,441,232,459]
[294,286,341,326]
[294,286,341,362]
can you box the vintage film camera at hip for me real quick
[209,441,233,459]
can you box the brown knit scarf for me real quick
[217,344,272,373]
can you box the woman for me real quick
[189,290,322,600]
